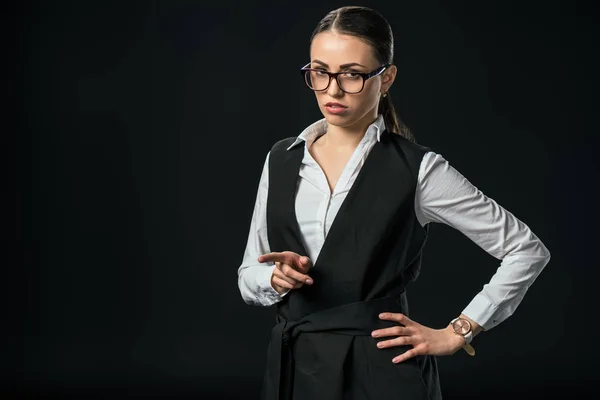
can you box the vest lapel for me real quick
[266,140,309,258]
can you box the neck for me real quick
[321,111,379,152]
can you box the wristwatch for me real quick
[450,317,476,356]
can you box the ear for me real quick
[381,64,397,93]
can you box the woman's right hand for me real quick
[257,251,313,295]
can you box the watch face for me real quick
[452,319,471,335]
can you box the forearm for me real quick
[238,151,282,306]
[458,313,484,337]
[238,264,283,306]
[455,239,550,340]
[417,152,551,332]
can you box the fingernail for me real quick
[377,342,384,348]
[372,331,379,337]
[306,278,313,284]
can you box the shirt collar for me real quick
[286,114,386,151]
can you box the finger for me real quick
[273,267,302,287]
[379,312,413,325]
[273,267,306,289]
[371,325,412,338]
[272,275,301,290]
[272,275,294,289]
[376,335,415,349]
[258,251,297,266]
[258,252,312,273]
[281,263,313,285]
[296,256,312,273]
[392,348,419,364]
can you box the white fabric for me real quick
[237,115,551,331]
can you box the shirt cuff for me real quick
[255,264,288,304]
[461,293,513,332]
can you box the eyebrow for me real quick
[311,59,367,69]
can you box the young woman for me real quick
[238,6,551,400]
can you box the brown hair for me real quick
[310,6,415,142]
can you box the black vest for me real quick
[261,130,441,400]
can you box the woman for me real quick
[238,6,551,400]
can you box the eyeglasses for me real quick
[300,63,390,94]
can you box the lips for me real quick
[325,102,347,108]
[324,102,348,115]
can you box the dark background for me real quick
[9,0,598,399]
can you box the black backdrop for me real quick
[9,0,599,399]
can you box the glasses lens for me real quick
[304,70,365,93]
[305,70,330,91]
[338,73,364,94]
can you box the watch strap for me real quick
[463,329,473,344]
[463,343,476,356]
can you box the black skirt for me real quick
[289,332,441,400]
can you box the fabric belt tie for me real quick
[262,293,408,400]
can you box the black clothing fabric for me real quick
[261,131,442,400]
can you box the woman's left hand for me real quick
[371,312,466,363]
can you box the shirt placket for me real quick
[316,191,331,253]
[305,129,376,255]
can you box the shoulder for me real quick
[264,136,302,173]
[270,137,298,153]
[385,131,431,154]
[384,131,434,171]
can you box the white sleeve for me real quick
[414,151,551,331]
[237,152,288,306]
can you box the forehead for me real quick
[310,31,376,67]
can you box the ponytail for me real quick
[378,92,415,143]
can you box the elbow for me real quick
[237,271,264,306]
[237,271,252,305]
[240,294,255,306]
[533,240,551,274]
[540,241,551,264]
[525,230,551,265]
[238,287,259,306]
[237,282,249,303]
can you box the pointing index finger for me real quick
[258,252,312,272]
[257,252,294,265]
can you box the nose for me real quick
[326,76,343,97]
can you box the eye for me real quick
[342,72,361,79]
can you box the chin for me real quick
[323,116,344,127]
[323,114,359,128]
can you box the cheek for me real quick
[312,85,379,110]
[352,90,380,111]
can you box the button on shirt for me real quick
[237,114,551,331]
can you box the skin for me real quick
[259,30,483,364]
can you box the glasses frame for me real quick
[300,62,391,94]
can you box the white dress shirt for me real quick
[237,114,551,331]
